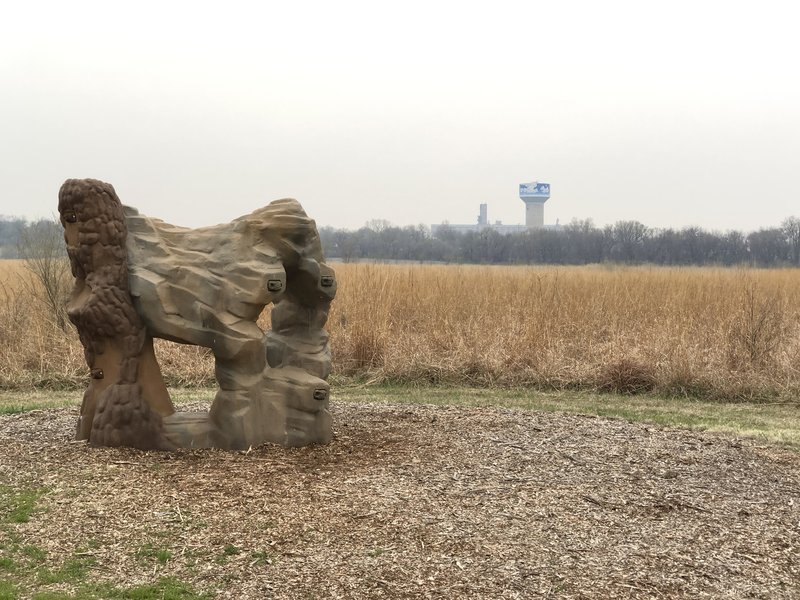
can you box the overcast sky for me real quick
[1,0,798,232]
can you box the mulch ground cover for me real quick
[1,400,799,599]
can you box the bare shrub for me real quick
[153,339,215,387]
[726,282,786,370]
[16,219,71,330]
[0,262,84,389]
[345,326,386,371]
[0,280,29,340]
[598,358,657,395]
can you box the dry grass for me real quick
[2,260,800,401]
[328,263,800,401]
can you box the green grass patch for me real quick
[36,555,95,585]
[2,385,799,448]
[0,389,215,415]
[28,577,209,600]
[0,557,16,572]
[0,580,18,600]
[0,391,76,414]
[0,516,208,600]
[333,384,800,449]
[211,544,242,566]
[104,577,210,600]
[135,544,171,566]
[21,546,46,564]
[1,538,207,600]
[0,487,45,525]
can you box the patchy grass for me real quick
[2,552,207,599]
[248,550,274,567]
[334,384,800,448]
[36,554,96,585]
[0,580,18,600]
[0,389,210,414]
[2,385,799,449]
[1,398,799,598]
[135,544,172,566]
[0,483,207,599]
[0,487,45,524]
[26,578,210,600]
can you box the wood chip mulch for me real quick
[1,401,799,599]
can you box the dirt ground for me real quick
[1,400,799,599]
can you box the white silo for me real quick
[478,203,488,226]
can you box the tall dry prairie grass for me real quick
[329,263,800,400]
[2,260,799,401]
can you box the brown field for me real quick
[0,260,24,290]
[2,260,800,401]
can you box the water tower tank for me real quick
[519,182,550,228]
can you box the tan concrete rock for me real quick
[60,178,336,450]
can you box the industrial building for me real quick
[431,181,554,235]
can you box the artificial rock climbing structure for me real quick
[59,178,336,450]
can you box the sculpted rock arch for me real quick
[59,178,336,450]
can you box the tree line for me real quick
[0,216,68,259]
[3,215,800,267]
[0,216,28,258]
[320,217,800,267]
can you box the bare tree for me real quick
[364,218,392,233]
[607,220,650,263]
[782,216,800,266]
[748,228,789,267]
[16,218,71,330]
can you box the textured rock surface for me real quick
[125,197,335,449]
[61,178,336,450]
[58,179,176,451]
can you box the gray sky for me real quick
[1,0,798,232]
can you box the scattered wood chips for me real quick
[1,401,799,599]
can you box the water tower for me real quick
[519,182,550,228]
